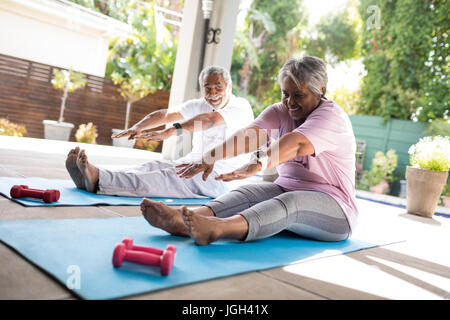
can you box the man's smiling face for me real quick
[203,73,230,109]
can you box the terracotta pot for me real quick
[406,166,448,218]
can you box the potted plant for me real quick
[358,150,398,194]
[406,136,450,217]
[43,68,87,141]
[0,118,26,137]
[110,73,153,148]
[134,139,160,152]
[75,122,98,144]
[106,11,175,148]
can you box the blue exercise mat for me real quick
[0,177,212,206]
[0,216,402,299]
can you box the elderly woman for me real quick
[141,56,358,245]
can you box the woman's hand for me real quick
[215,162,262,182]
[176,160,215,181]
[134,128,174,141]
[111,126,141,140]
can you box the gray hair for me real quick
[198,65,232,88]
[277,56,328,97]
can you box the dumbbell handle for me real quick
[19,188,46,197]
[123,249,162,266]
[129,244,164,255]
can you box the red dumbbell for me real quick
[112,243,175,276]
[10,185,60,203]
[121,238,177,256]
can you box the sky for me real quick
[303,0,350,25]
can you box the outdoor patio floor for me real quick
[0,136,449,300]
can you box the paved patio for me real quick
[0,135,449,300]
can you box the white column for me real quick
[162,0,241,160]
[203,0,240,71]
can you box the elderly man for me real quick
[65,65,254,198]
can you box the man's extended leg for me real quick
[97,160,228,198]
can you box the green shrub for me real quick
[0,118,26,137]
[357,149,398,190]
[134,139,160,152]
[75,122,98,144]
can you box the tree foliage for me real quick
[69,0,178,129]
[358,0,449,122]
[231,0,308,116]
[305,2,361,65]
[69,0,177,93]
[231,0,361,116]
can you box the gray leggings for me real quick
[205,183,350,242]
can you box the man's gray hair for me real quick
[198,65,232,88]
[277,56,328,97]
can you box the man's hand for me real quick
[176,161,215,181]
[134,128,174,141]
[215,162,261,182]
[111,126,141,140]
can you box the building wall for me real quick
[0,0,130,77]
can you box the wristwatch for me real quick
[173,122,182,136]
[251,149,268,171]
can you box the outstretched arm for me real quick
[134,111,226,141]
[112,109,184,140]
[176,125,269,180]
[214,132,314,182]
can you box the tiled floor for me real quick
[0,136,449,300]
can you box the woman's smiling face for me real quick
[281,76,322,121]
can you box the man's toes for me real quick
[141,198,152,206]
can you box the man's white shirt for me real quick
[174,94,255,175]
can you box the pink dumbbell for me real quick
[10,185,60,203]
[121,238,177,256]
[112,243,175,276]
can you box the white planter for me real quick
[111,128,135,148]
[42,120,74,141]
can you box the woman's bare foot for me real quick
[76,149,99,193]
[140,199,188,237]
[182,206,222,245]
[65,147,84,189]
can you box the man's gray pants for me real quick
[97,160,228,198]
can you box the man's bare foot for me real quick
[76,149,99,193]
[66,147,84,189]
[140,199,188,237]
[182,206,222,245]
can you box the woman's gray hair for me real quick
[277,56,328,97]
[198,65,232,88]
